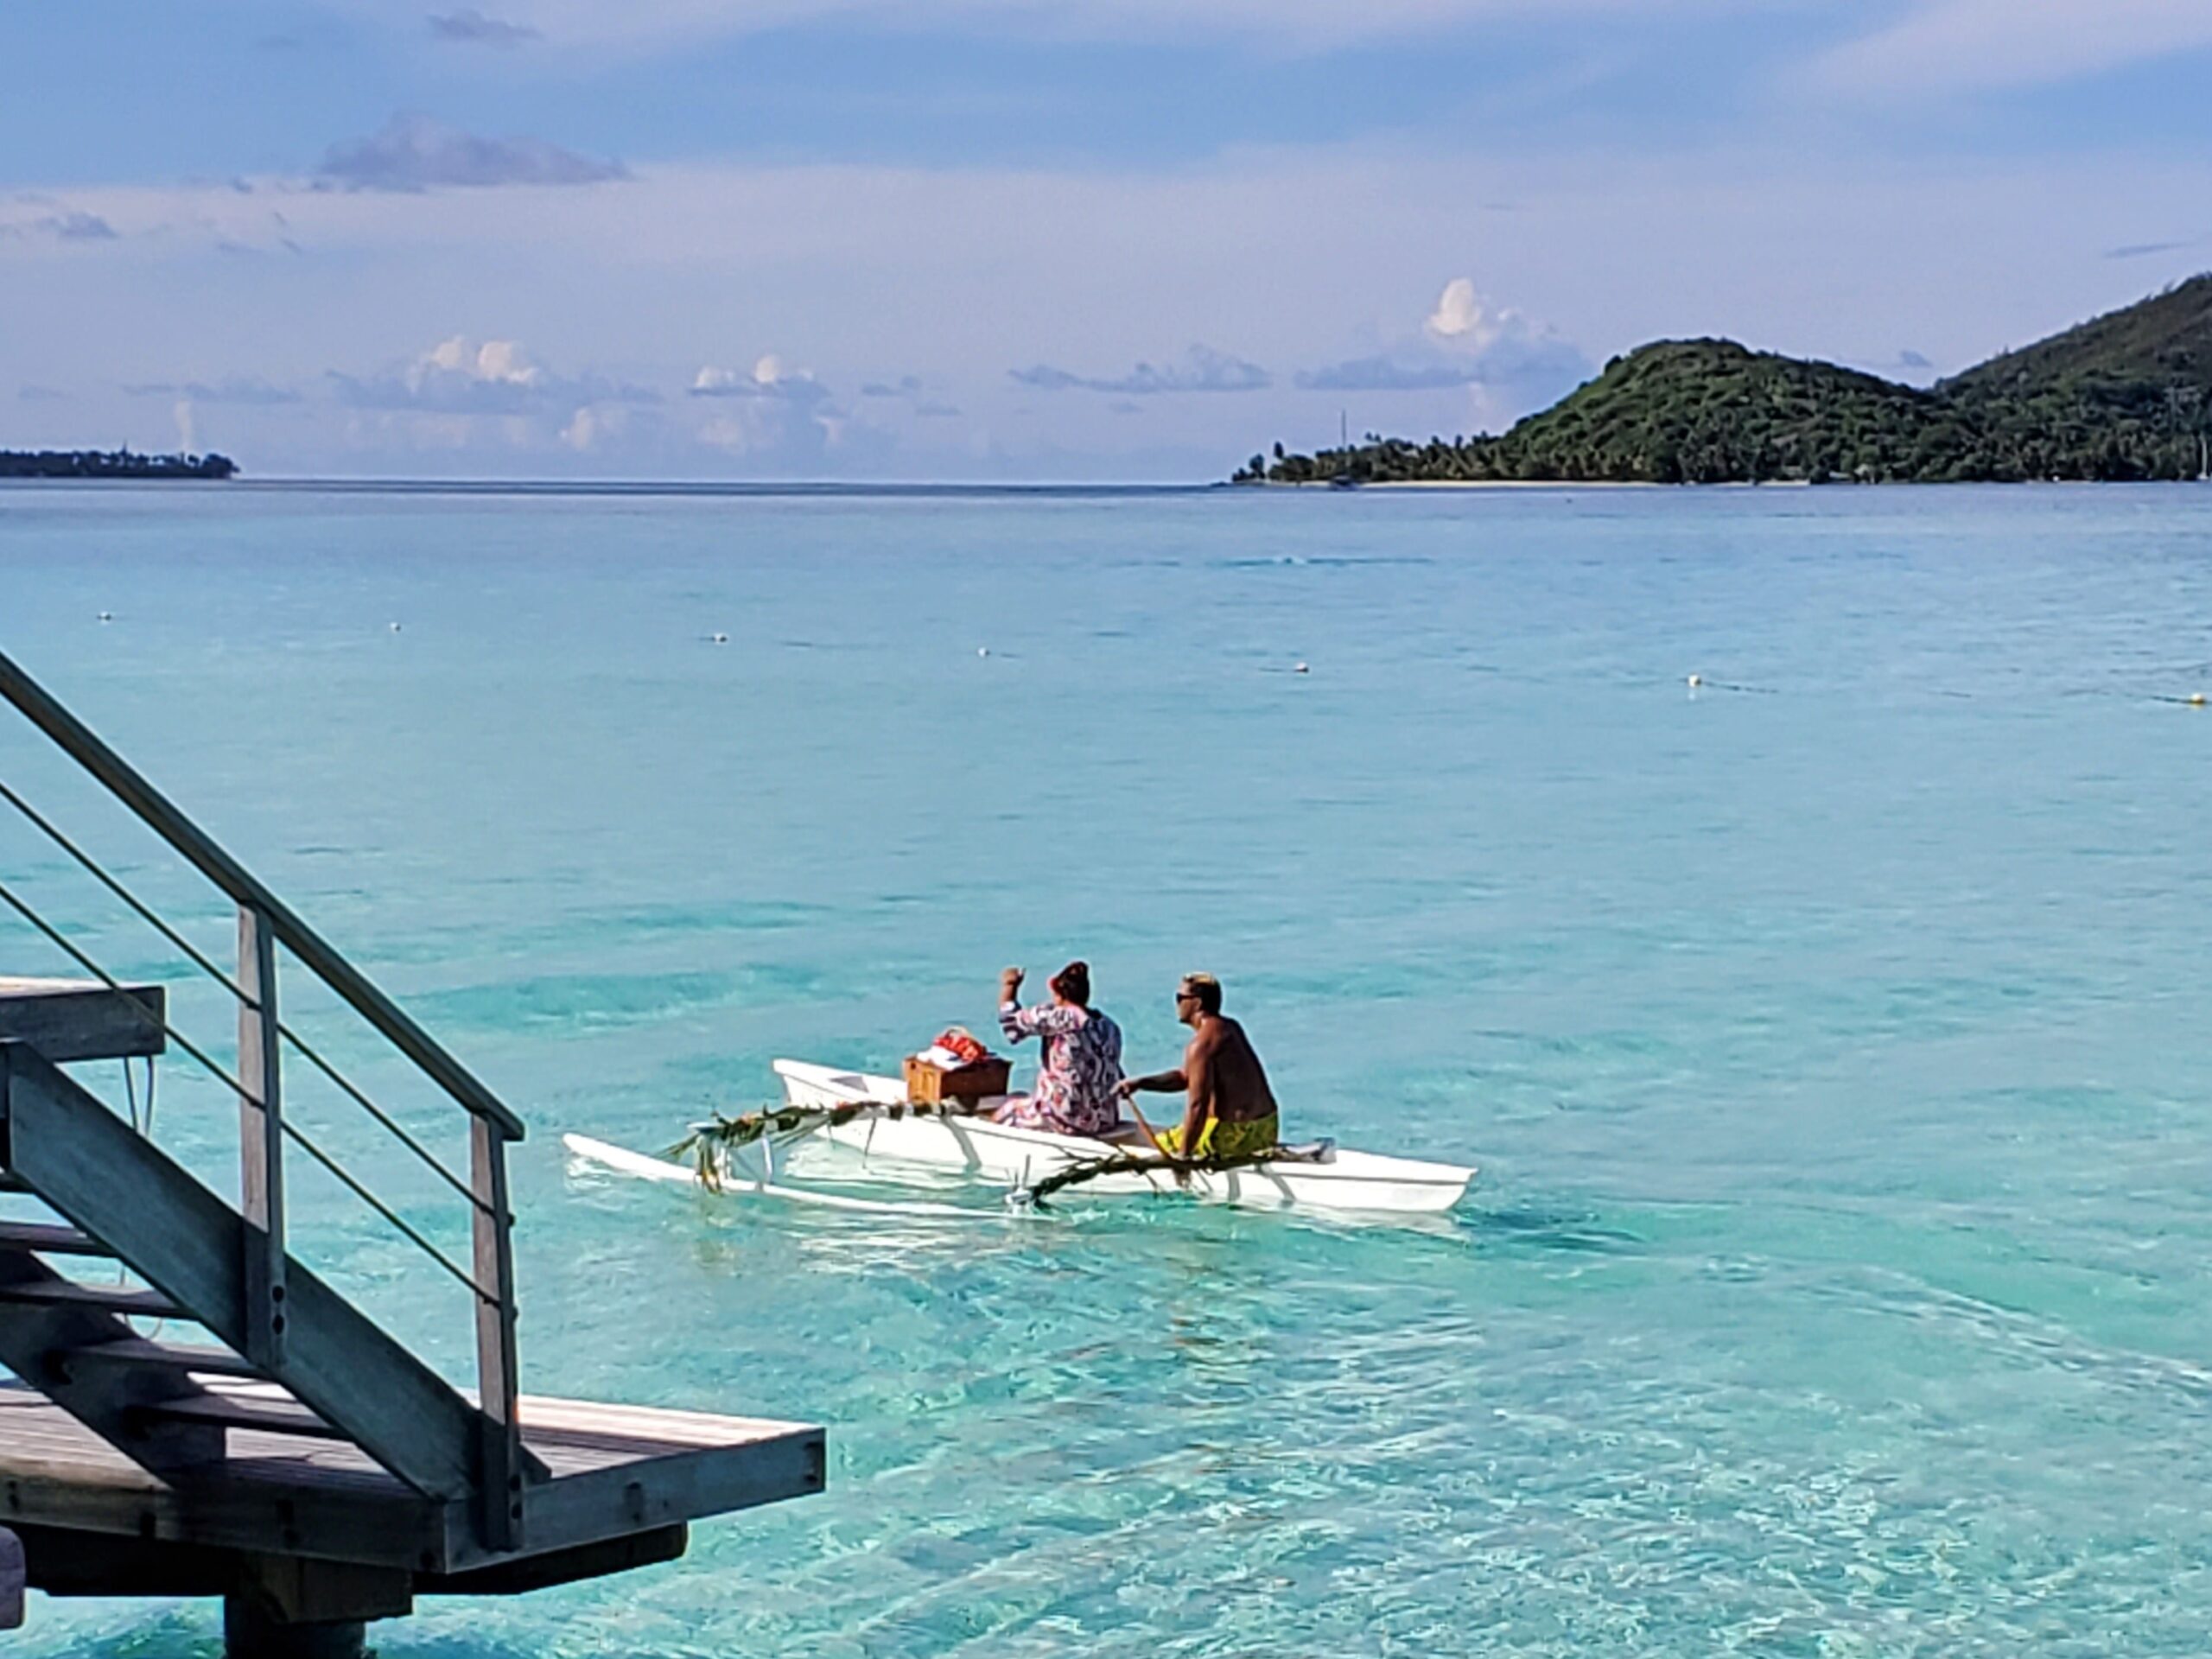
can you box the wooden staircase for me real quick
[0,650,823,1656]
[0,1038,534,1504]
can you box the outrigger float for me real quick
[563,1058,1478,1220]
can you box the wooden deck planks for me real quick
[0,1382,821,1573]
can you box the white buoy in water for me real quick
[390,622,403,633]
[1294,662,1310,674]
[2191,692,2207,707]
[711,632,729,645]
[1687,673,1702,688]
[978,646,990,658]
[97,612,112,623]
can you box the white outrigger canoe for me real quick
[565,1058,1475,1219]
[566,1060,1474,1219]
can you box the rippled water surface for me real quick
[4,481,2212,1656]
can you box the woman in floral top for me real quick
[994,961,1124,1138]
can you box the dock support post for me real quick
[222,1558,407,1659]
[222,1599,366,1659]
[0,1526,22,1630]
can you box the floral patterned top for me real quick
[995,1001,1124,1138]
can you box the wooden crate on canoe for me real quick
[903,1054,1010,1104]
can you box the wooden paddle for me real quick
[1121,1096,1205,1187]
[1123,1096,1168,1155]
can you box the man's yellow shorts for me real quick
[1153,1114,1279,1160]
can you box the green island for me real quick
[0,448,238,481]
[1239,275,2212,486]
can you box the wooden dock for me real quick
[0,646,825,1656]
[0,1382,818,1597]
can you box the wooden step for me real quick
[133,1391,346,1440]
[56,1336,262,1380]
[0,1221,110,1257]
[0,1280,183,1319]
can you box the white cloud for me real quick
[1425,276,1479,340]
[433,337,541,388]
[686,353,872,470]
[317,114,627,191]
[561,404,626,448]
[122,375,301,404]
[696,401,850,462]
[336,0,1780,54]
[332,335,658,413]
[1296,356,1482,392]
[1300,276,1590,412]
[41,211,117,241]
[2105,238,2199,261]
[1813,0,2212,95]
[399,0,2212,79]
[427,8,543,46]
[0,206,119,244]
[1421,276,1560,358]
[690,354,833,403]
[1009,345,1269,394]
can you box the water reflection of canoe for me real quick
[766,1058,1475,1217]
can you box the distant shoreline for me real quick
[0,449,235,481]
[10,472,2212,501]
[0,475,1217,499]
[1271,477,1677,491]
[1366,478,1804,489]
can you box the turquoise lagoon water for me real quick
[3,481,2212,1655]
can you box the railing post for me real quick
[471,1118,523,1552]
[238,906,287,1368]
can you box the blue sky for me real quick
[6,1,2212,479]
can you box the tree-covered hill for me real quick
[1945,274,2212,399]
[1240,276,2212,486]
[1478,339,1946,484]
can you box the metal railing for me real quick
[0,646,525,1549]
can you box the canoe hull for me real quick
[773,1058,1474,1215]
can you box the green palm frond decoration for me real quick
[665,1099,980,1191]
[1014,1144,1293,1207]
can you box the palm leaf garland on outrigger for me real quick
[667,1102,1295,1206]
[666,1098,973,1191]
[1008,1143,1298,1207]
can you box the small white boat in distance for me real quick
[771,1058,1475,1217]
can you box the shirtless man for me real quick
[1116,973,1281,1159]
